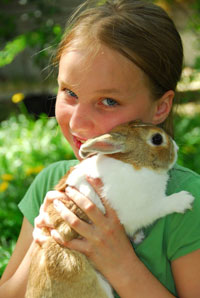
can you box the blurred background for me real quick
[0,0,200,276]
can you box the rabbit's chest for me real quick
[66,155,168,211]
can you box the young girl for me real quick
[0,1,200,297]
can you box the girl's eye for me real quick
[64,89,78,99]
[101,98,118,107]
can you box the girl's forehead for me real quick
[59,46,142,81]
[59,44,141,74]
[58,46,150,99]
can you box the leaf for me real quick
[0,35,27,67]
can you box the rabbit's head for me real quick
[79,120,178,171]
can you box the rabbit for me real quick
[25,120,194,298]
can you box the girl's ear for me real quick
[152,90,174,125]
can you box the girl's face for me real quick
[56,45,161,160]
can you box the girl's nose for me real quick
[69,103,95,136]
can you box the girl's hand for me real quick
[52,177,136,286]
[33,190,67,245]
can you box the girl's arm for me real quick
[0,217,34,298]
[172,249,200,298]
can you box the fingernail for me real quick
[51,229,65,245]
[34,235,49,245]
[53,199,62,211]
[86,176,92,182]
[44,213,53,226]
[65,187,74,194]
[50,229,60,238]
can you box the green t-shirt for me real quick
[18,160,200,297]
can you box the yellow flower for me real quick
[26,165,44,176]
[12,93,25,103]
[0,181,9,192]
[34,165,44,173]
[1,174,14,181]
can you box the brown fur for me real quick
[25,170,109,298]
[108,121,175,170]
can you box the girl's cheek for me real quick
[56,99,72,122]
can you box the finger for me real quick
[86,177,115,216]
[65,186,105,224]
[50,229,69,247]
[61,238,91,256]
[53,199,92,239]
[42,190,66,212]
[86,177,104,196]
[33,227,50,246]
[34,213,54,229]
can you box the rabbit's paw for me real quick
[132,230,145,244]
[168,191,194,213]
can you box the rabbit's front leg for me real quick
[157,191,194,217]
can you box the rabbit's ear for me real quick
[79,133,126,159]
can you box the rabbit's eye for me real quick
[151,133,163,145]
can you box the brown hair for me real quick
[55,0,183,136]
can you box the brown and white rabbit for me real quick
[25,120,194,298]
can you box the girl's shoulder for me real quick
[26,159,79,194]
[136,164,200,259]
[157,164,200,261]
[168,163,200,197]
[18,160,79,226]
[40,159,79,179]
[33,159,78,183]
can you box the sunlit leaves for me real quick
[0,114,75,276]
[0,35,26,67]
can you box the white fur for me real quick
[66,154,194,298]
[133,230,145,244]
[96,272,115,298]
[66,154,194,236]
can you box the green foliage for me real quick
[0,25,62,68]
[194,56,200,71]
[97,0,107,5]
[0,0,63,68]
[174,112,200,174]
[0,114,75,276]
[0,0,199,76]
[188,1,200,71]
[0,35,27,67]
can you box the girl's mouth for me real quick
[72,136,86,149]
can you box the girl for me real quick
[0,1,200,297]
